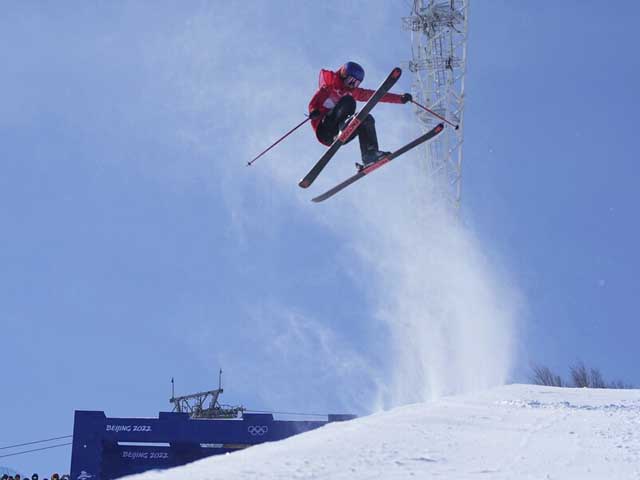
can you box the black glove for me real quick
[309,109,322,120]
[401,93,413,104]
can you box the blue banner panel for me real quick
[70,410,355,479]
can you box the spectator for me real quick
[0,473,65,480]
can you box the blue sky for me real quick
[1,1,639,475]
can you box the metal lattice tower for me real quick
[403,0,469,209]
[169,371,245,419]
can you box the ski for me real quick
[311,123,445,203]
[298,67,403,189]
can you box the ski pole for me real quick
[410,100,459,130]
[248,116,311,166]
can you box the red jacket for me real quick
[309,69,404,145]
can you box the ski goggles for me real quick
[344,75,361,88]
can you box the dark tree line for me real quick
[531,361,633,389]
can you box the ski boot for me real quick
[356,150,390,171]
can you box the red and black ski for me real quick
[298,67,403,189]
[311,123,445,203]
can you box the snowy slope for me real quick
[129,384,640,480]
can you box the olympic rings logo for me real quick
[248,425,269,436]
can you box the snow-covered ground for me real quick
[130,384,640,479]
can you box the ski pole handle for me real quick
[410,100,459,130]
[248,116,311,166]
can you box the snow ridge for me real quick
[130,384,640,480]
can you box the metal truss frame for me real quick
[403,0,469,209]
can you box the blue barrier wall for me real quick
[70,410,355,479]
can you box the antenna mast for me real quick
[403,0,469,209]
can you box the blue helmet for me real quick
[339,61,364,88]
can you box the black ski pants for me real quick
[316,95,379,157]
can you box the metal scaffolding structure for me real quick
[403,0,469,209]
[169,371,244,419]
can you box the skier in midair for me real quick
[308,61,412,166]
